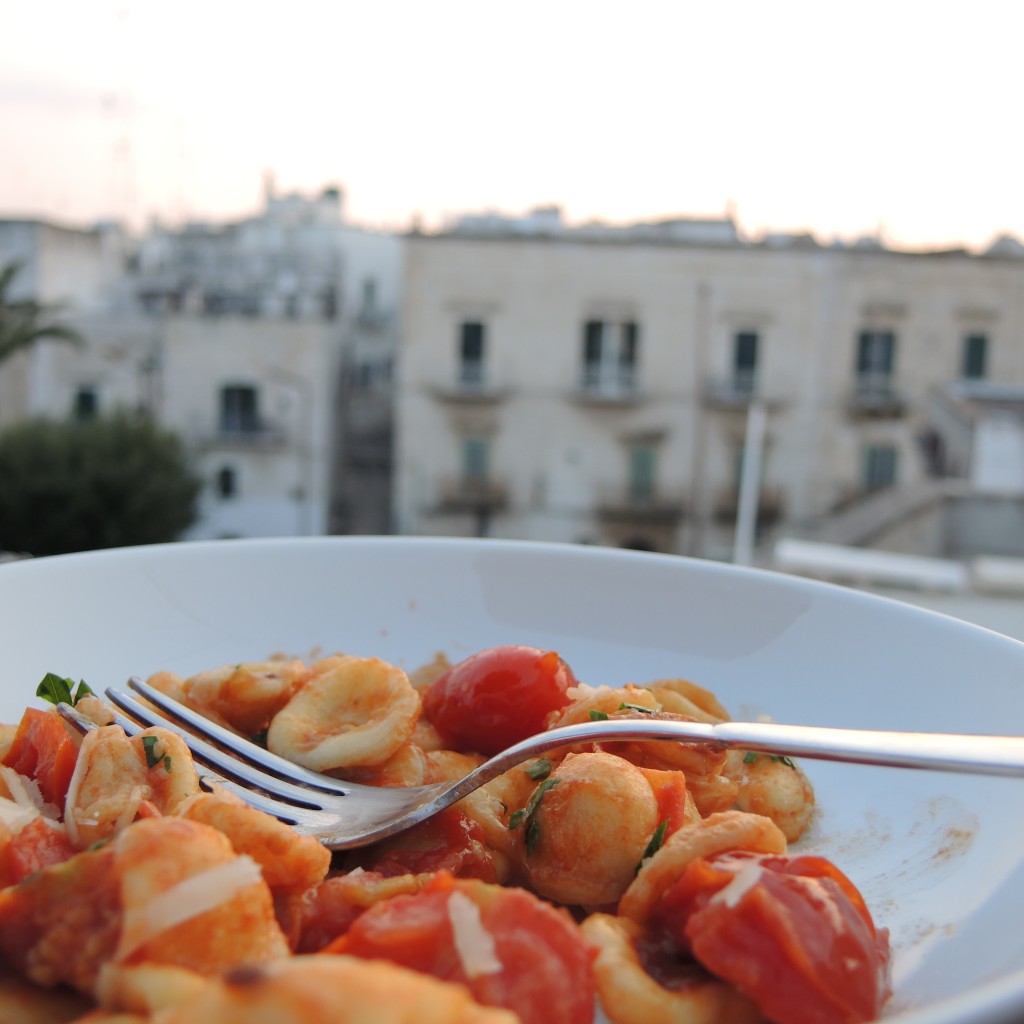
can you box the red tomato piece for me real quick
[326,871,595,1024]
[361,807,500,882]
[0,817,77,887]
[422,645,578,755]
[2,708,79,810]
[639,767,690,841]
[655,850,890,1024]
[283,879,369,953]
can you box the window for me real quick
[220,385,260,434]
[362,277,378,312]
[733,331,758,394]
[459,321,486,387]
[462,435,490,482]
[962,333,987,379]
[216,465,237,499]
[855,330,896,392]
[863,444,897,492]
[582,319,638,395]
[73,387,98,421]
[628,444,656,502]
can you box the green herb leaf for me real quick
[508,777,559,842]
[525,758,552,781]
[770,755,796,769]
[525,816,541,855]
[589,709,610,721]
[36,673,95,707]
[163,756,173,773]
[635,819,670,874]
[618,702,654,714]
[141,735,162,769]
[743,751,759,765]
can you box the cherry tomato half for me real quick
[422,645,578,755]
[326,871,595,1024]
[655,850,891,1024]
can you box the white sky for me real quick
[1,0,1021,249]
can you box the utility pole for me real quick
[733,400,766,565]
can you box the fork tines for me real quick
[117,677,358,797]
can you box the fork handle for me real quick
[498,718,1024,778]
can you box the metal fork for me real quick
[57,676,1024,850]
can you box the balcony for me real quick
[712,485,785,525]
[847,375,907,418]
[201,421,288,451]
[437,476,509,514]
[572,366,643,407]
[431,365,510,404]
[702,371,789,412]
[596,487,687,525]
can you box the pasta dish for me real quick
[0,644,890,1023]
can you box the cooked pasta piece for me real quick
[619,810,788,926]
[724,749,816,842]
[183,659,309,736]
[64,726,200,849]
[266,656,420,771]
[152,955,519,1024]
[175,788,330,893]
[521,751,659,906]
[582,913,765,1024]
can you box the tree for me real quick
[0,411,202,556]
[0,260,82,367]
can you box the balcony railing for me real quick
[203,421,288,450]
[431,366,509,403]
[574,366,642,405]
[712,485,784,525]
[596,487,687,524]
[847,375,906,418]
[702,369,758,408]
[437,477,509,513]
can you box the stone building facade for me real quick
[394,216,1024,559]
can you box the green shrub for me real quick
[0,411,202,555]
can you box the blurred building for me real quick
[5,197,1024,565]
[0,181,402,540]
[394,208,1024,560]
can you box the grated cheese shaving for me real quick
[447,889,502,979]
[111,786,147,836]
[115,854,264,960]
[0,766,59,820]
[0,794,38,833]
[711,861,764,909]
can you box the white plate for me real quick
[2,536,1024,1023]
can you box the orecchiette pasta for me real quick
[0,643,889,1024]
[266,655,420,771]
[522,751,660,907]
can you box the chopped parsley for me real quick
[589,709,610,721]
[141,735,170,771]
[526,817,542,855]
[525,758,552,781]
[743,751,796,769]
[618,702,654,714]
[36,673,94,707]
[635,819,669,874]
[509,777,559,855]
